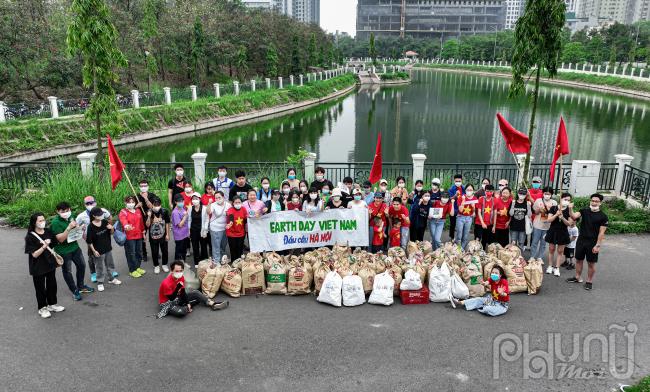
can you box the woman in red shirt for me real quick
[368,192,389,251]
[225,198,248,261]
[476,184,495,249]
[451,265,509,316]
[491,187,513,247]
[119,196,145,277]
[455,184,478,250]
[286,191,303,211]
[428,192,455,250]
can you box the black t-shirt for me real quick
[137,192,158,214]
[228,183,253,202]
[578,208,608,241]
[310,179,334,192]
[414,202,431,228]
[340,191,353,208]
[148,209,170,240]
[510,200,528,232]
[86,220,113,255]
[326,199,345,209]
[190,206,203,232]
[24,229,57,276]
[548,206,571,231]
[168,177,188,199]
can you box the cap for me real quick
[374,191,385,198]
[379,179,388,185]
[532,176,543,183]
[84,196,96,204]
[191,193,201,199]
[331,188,342,197]
[272,189,281,195]
[518,187,528,195]
[431,178,441,185]
[352,188,363,195]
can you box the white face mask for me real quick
[215,198,224,205]
[316,175,324,181]
[415,186,423,191]
[300,186,307,193]
[140,186,148,192]
[86,205,95,212]
[185,188,193,194]
[561,199,570,207]
[292,198,300,204]
[176,170,184,177]
[397,182,405,188]
[455,181,462,187]
[262,184,269,190]
[465,191,474,197]
[172,272,183,279]
[440,198,449,204]
[192,199,200,206]
[422,196,431,202]
[518,194,526,200]
[36,221,46,229]
[218,171,226,178]
[126,203,135,210]
[153,206,161,212]
[543,194,552,201]
[310,193,318,200]
[59,211,71,220]
[590,204,600,212]
[282,188,290,194]
[234,204,242,210]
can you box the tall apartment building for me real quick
[356,0,506,40]
[504,0,524,29]
[240,0,320,24]
[577,0,650,23]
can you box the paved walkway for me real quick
[0,227,648,392]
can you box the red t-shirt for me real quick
[372,225,385,246]
[118,208,144,240]
[368,202,388,227]
[388,205,410,228]
[476,196,495,225]
[457,195,478,217]
[493,197,512,229]
[431,200,453,219]
[226,207,248,238]
[286,202,302,211]
[181,192,193,208]
[489,278,510,303]
[158,274,185,304]
[201,194,216,206]
[528,188,543,201]
[389,226,401,247]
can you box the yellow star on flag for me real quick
[483,206,492,214]
[235,217,244,226]
[499,208,508,216]
[463,206,472,214]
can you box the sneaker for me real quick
[38,307,52,319]
[90,273,97,283]
[109,278,122,285]
[211,300,229,311]
[560,261,568,268]
[79,285,95,293]
[566,264,575,270]
[553,268,560,277]
[154,266,160,274]
[72,290,82,301]
[97,284,105,292]
[47,304,65,313]
[566,277,583,283]
[129,271,142,278]
[584,282,593,290]
[162,265,170,273]
[112,271,119,278]
[545,266,553,274]
[137,268,146,275]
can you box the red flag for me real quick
[368,133,382,184]
[550,117,570,181]
[496,113,530,154]
[107,134,125,190]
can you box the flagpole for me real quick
[509,150,523,188]
[121,168,147,216]
[558,155,563,194]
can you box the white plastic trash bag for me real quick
[428,262,451,302]
[368,271,395,306]
[399,269,423,291]
[342,275,366,307]
[450,272,470,299]
[317,271,343,307]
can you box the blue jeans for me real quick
[429,218,446,250]
[124,239,143,273]
[210,229,226,262]
[61,248,86,294]
[400,227,409,249]
[510,230,526,248]
[464,295,509,316]
[455,215,473,250]
[530,228,547,260]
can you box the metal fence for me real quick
[316,162,413,185]
[621,165,650,205]
[0,161,76,190]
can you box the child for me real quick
[86,207,121,292]
[226,197,248,261]
[451,265,509,316]
[371,216,385,254]
[564,221,579,270]
[286,191,303,211]
[389,220,402,248]
[171,194,190,262]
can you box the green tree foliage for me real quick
[561,42,587,63]
[191,17,205,85]
[266,44,279,78]
[369,32,377,65]
[141,0,159,91]
[441,40,460,59]
[308,33,318,68]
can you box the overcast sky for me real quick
[320,0,357,36]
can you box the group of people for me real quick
[25,165,608,319]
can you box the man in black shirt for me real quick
[86,207,122,292]
[168,163,188,209]
[228,170,253,201]
[137,179,158,262]
[310,166,334,193]
[566,193,608,290]
[340,176,354,207]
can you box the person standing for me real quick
[428,193,455,250]
[367,191,388,250]
[448,174,465,242]
[25,213,65,318]
[509,188,532,249]
[86,207,122,291]
[363,180,375,206]
[171,194,190,262]
[475,178,491,199]
[75,195,112,283]
[146,197,170,274]
[243,188,267,218]
[389,176,409,204]
[51,202,94,301]
[564,220,579,270]
[455,184,477,250]
[257,177,273,203]
[340,177,355,207]
[371,217,385,254]
[429,178,442,201]
[491,187,512,247]
[137,179,157,263]
[285,168,300,190]
[530,187,557,261]
[475,185,495,249]
[309,167,334,192]
[544,192,574,277]
[566,194,608,290]
[226,198,248,261]
[411,192,432,242]
[167,163,188,209]
[228,170,253,202]
[188,194,209,266]
[212,166,234,196]
[204,191,230,262]
[408,180,426,241]
[388,197,410,249]
[119,196,146,278]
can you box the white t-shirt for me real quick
[567,226,579,249]
[302,200,323,213]
[348,200,367,210]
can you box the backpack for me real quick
[149,214,165,240]
[113,220,127,246]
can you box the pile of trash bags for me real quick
[194,240,544,306]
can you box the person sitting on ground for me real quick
[157,260,228,318]
[451,265,509,316]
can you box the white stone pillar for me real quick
[213,83,220,98]
[641,69,645,78]
[605,65,609,73]
[266,78,271,89]
[290,75,294,86]
[597,65,601,73]
[48,96,59,118]
[411,154,427,186]
[77,152,97,178]
[278,77,283,89]
[163,87,172,105]
[382,64,387,73]
[251,80,256,92]
[516,154,529,186]
[190,85,197,101]
[582,63,586,71]
[233,81,240,95]
[614,154,634,196]
[299,74,304,86]
[319,72,323,80]
[303,152,317,183]
[191,152,208,186]
[561,62,564,69]
[131,91,139,109]
[0,101,5,123]
[590,64,594,72]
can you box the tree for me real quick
[369,32,377,65]
[67,0,127,172]
[308,33,317,67]
[236,45,248,79]
[509,0,566,186]
[441,39,459,59]
[191,17,205,85]
[609,47,617,67]
[290,34,302,75]
[266,43,279,77]
[141,0,159,92]
[561,42,586,63]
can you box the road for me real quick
[0,228,647,392]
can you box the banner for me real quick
[248,208,369,252]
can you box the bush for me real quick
[380,71,410,81]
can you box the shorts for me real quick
[564,247,575,259]
[574,239,599,263]
[545,227,570,245]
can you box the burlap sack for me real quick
[337,264,352,279]
[387,264,403,296]
[313,262,331,293]
[466,239,483,255]
[487,243,502,257]
[418,241,434,256]
[523,258,544,295]
[221,266,242,298]
[201,263,226,298]
[332,243,351,258]
[241,258,265,295]
[197,259,213,282]
[357,263,376,294]
[504,256,528,293]
[462,256,485,297]
[406,242,419,258]
[497,248,518,265]
[265,261,288,295]
[263,252,283,272]
[388,246,406,259]
[287,261,313,295]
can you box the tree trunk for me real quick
[521,65,541,187]
[93,70,104,177]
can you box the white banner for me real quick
[248,208,369,252]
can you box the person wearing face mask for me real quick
[566,194,608,291]
[203,191,230,262]
[455,184,477,250]
[320,184,332,205]
[119,196,146,278]
[228,170,253,202]
[157,261,229,318]
[257,177,273,203]
[168,163,188,209]
[25,212,64,319]
[287,191,303,211]
[544,192,574,277]
[491,187,513,247]
[146,197,171,274]
[429,191,455,250]
[495,179,509,197]
[429,178,442,201]
[303,187,324,214]
[265,189,286,213]
[408,179,426,241]
[171,194,190,262]
[448,174,465,242]
[388,197,410,248]
[340,177,355,207]
[367,191,389,249]
[475,178,491,198]
[284,168,300,190]
[326,188,346,209]
[528,176,544,203]
[86,207,122,292]
[212,165,234,196]
[363,180,375,205]
[451,265,509,316]
[188,194,209,267]
[75,195,112,283]
[348,188,367,210]
[280,181,292,206]
[309,167,334,193]
[226,198,248,261]
[377,179,391,205]
[509,188,532,248]
[180,182,196,209]
[411,191,432,242]
[51,201,94,301]
[298,180,310,202]
[475,184,495,249]
[137,179,158,263]
[390,176,409,204]
[531,186,557,261]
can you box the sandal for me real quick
[566,277,583,283]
